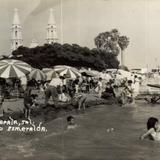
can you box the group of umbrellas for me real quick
[0,59,118,82]
[0,59,82,81]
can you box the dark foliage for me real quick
[94,29,129,56]
[12,43,119,71]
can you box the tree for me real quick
[11,42,119,71]
[94,29,129,65]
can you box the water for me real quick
[1,101,160,160]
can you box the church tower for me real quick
[11,8,23,52]
[46,8,58,44]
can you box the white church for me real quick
[11,8,58,52]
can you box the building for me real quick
[11,8,58,52]
[11,8,23,52]
[46,8,58,44]
[131,68,148,74]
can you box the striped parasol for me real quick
[54,65,81,79]
[42,68,58,80]
[29,68,46,81]
[0,59,32,78]
[42,68,53,73]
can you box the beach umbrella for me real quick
[42,68,58,80]
[117,69,132,79]
[0,59,32,78]
[29,68,46,81]
[54,65,81,79]
[97,72,112,80]
[90,70,99,75]
[42,68,53,73]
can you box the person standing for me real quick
[23,92,38,119]
[23,87,32,118]
[0,89,4,117]
[97,78,103,98]
[124,80,134,104]
[133,75,140,97]
[44,85,58,106]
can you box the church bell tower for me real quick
[46,8,58,44]
[11,8,23,52]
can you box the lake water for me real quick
[1,100,160,160]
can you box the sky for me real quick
[0,0,160,69]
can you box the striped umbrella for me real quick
[54,65,81,79]
[29,69,46,81]
[42,68,58,80]
[0,59,32,78]
[42,68,53,73]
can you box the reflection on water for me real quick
[1,101,160,160]
[7,142,35,157]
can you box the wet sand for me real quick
[1,101,160,160]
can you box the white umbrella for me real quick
[106,69,131,79]
[117,69,132,79]
[97,72,112,80]
[42,68,58,80]
[54,65,81,79]
[29,68,46,81]
[0,59,32,78]
[42,68,53,73]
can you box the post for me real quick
[121,50,124,66]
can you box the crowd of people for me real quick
[0,73,142,119]
[102,75,142,106]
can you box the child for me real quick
[0,91,4,117]
[67,116,77,129]
[140,117,160,141]
[123,80,135,105]
[24,94,38,119]
[97,78,103,98]
[74,92,87,111]
[113,85,127,106]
